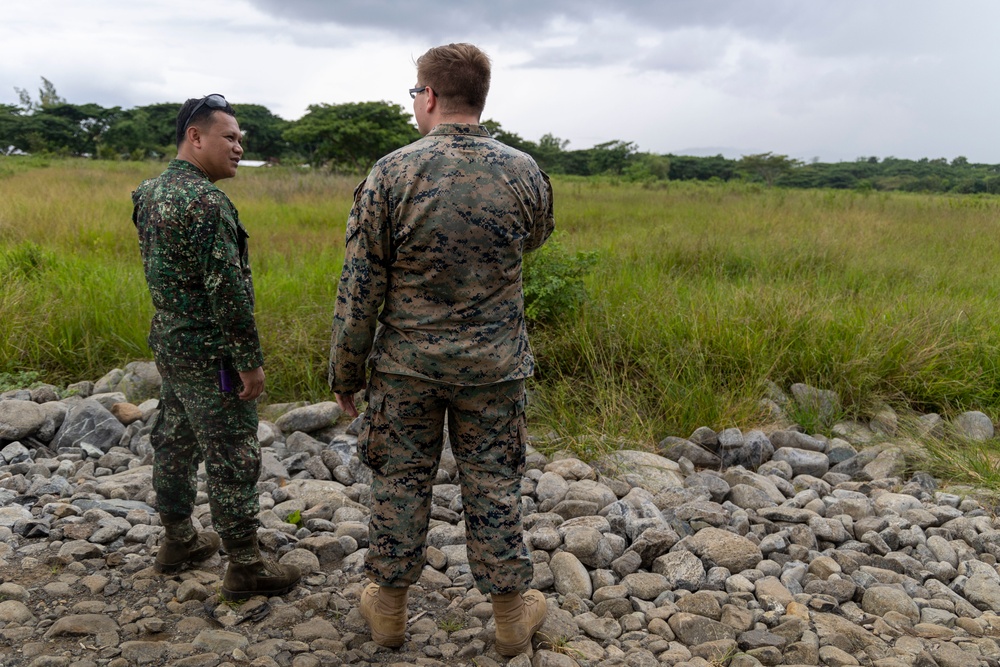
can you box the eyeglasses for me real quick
[409,86,429,99]
[182,93,228,131]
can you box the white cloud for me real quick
[2,0,1000,161]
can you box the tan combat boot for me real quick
[360,582,409,647]
[492,589,547,656]
[220,534,301,602]
[155,513,221,573]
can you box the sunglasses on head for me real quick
[182,94,228,132]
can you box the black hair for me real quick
[175,96,236,147]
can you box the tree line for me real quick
[4,78,1000,194]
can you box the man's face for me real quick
[196,111,243,182]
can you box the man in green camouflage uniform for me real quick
[133,94,299,600]
[328,44,554,655]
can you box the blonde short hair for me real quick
[416,43,491,115]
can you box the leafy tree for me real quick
[16,113,79,154]
[624,152,671,182]
[136,102,184,150]
[100,107,159,159]
[233,103,289,160]
[481,119,538,154]
[532,133,570,172]
[0,104,23,153]
[42,103,122,156]
[283,101,419,171]
[588,140,637,175]
[668,154,738,181]
[738,152,802,186]
[14,76,65,113]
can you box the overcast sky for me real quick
[3,0,998,162]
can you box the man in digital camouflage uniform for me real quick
[328,44,554,656]
[132,94,299,601]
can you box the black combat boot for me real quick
[155,513,222,573]
[221,534,301,602]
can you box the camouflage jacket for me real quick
[329,123,555,393]
[132,159,264,371]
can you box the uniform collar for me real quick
[426,123,491,138]
[168,158,210,180]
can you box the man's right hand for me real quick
[335,389,361,418]
[238,366,265,400]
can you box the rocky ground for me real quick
[2,362,1000,667]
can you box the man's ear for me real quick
[186,124,202,148]
[424,87,437,114]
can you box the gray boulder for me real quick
[50,399,126,453]
[679,526,763,573]
[93,368,124,394]
[771,447,829,477]
[790,383,841,425]
[0,400,45,440]
[952,411,994,441]
[275,401,343,434]
[118,361,162,403]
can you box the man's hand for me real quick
[335,388,362,418]
[238,366,265,400]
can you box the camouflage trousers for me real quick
[151,357,261,541]
[361,370,533,595]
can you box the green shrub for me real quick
[523,234,598,325]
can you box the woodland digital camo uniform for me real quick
[329,123,555,594]
[132,158,263,541]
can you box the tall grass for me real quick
[0,158,350,402]
[532,180,1000,447]
[4,159,1000,460]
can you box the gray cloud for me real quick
[3,0,1000,161]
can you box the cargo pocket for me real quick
[497,384,528,477]
[357,386,387,473]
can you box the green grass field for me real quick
[3,157,1000,486]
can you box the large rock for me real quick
[36,401,68,441]
[0,400,46,440]
[275,401,343,434]
[771,447,829,477]
[93,466,153,500]
[658,436,721,468]
[811,612,891,660]
[50,398,126,453]
[118,361,162,403]
[45,614,120,637]
[598,450,685,494]
[723,429,774,469]
[678,527,763,573]
[281,479,367,513]
[790,383,841,425]
[652,550,706,591]
[550,551,593,599]
[952,411,994,441]
[668,612,738,644]
[93,368,124,394]
[861,586,920,622]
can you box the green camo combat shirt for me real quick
[329,123,555,393]
[132,159,264,371]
